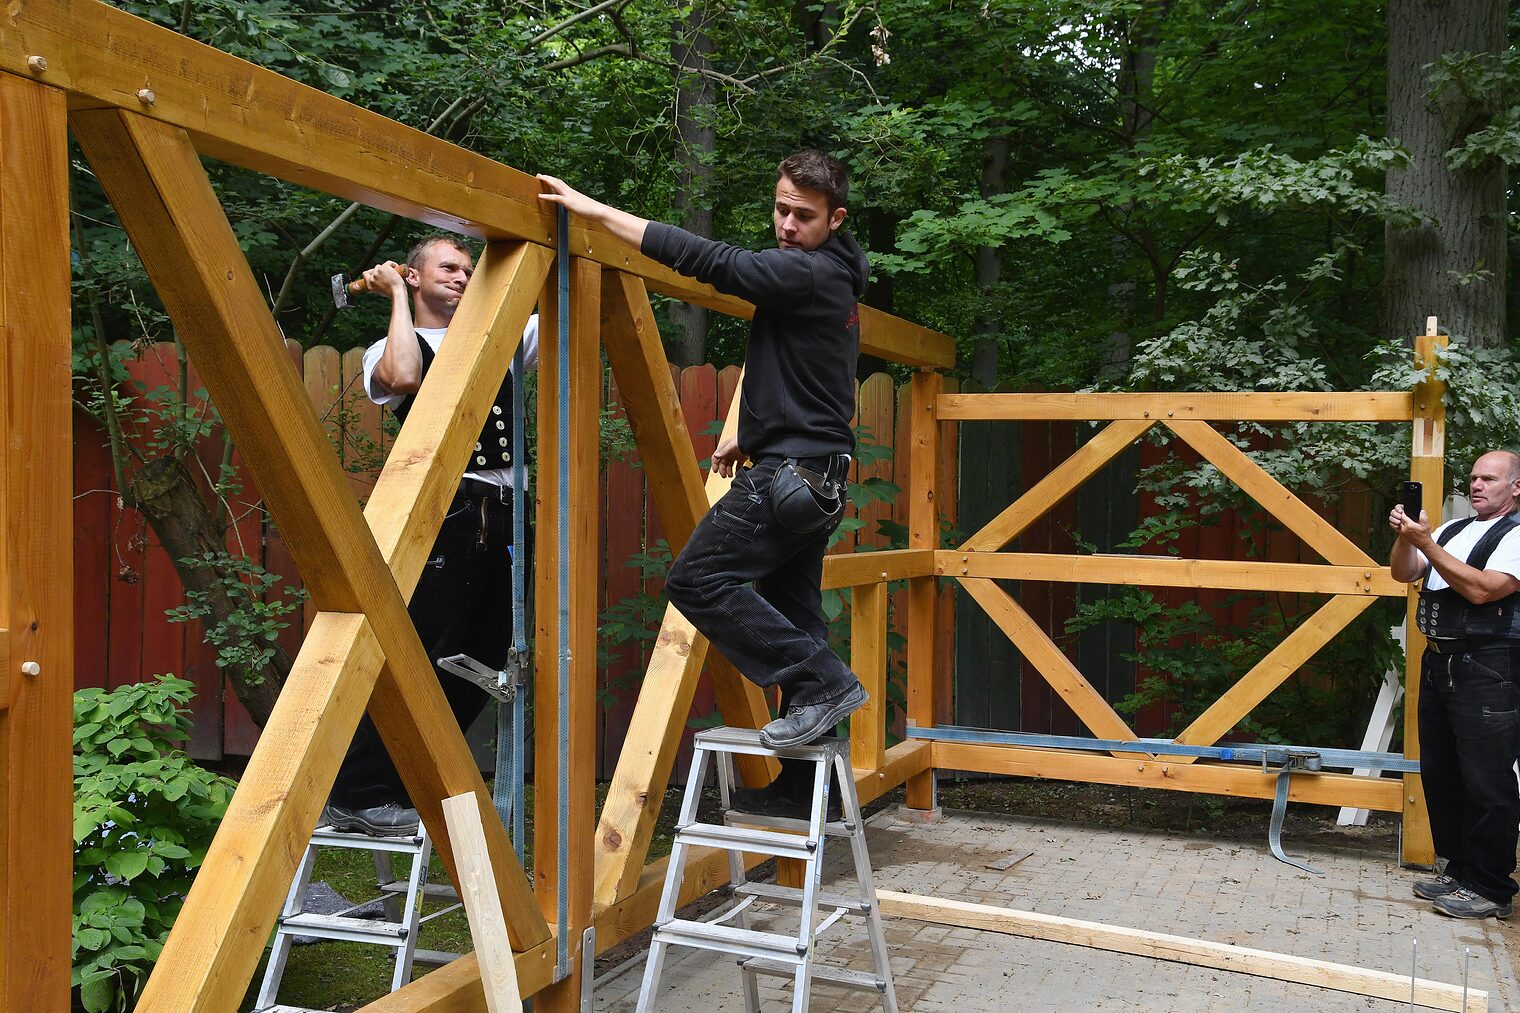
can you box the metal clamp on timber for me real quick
[436,647,529,704]
[1258,746,1324,877]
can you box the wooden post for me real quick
[1402,317,1445,866]
[906,371,941,810]
[0,72,72,1013]
[533,259,601,1007]
[852,582,889,772]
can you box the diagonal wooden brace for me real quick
[72,107,551,1012]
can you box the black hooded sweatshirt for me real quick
[641,222,868,459]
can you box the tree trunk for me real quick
[971,134,1009,388]
[669,1,716,367]
[131,455,290,726]
[1385,0,1507,346]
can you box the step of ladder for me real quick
[635,727,897,1013]
[255,822,452,1012]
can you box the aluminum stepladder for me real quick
[253,821,461,1013]
[636,726,898,1012]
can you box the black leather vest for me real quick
[390,335,515,473]
[1416,515,1520,639]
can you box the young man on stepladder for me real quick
[539,150,868,817]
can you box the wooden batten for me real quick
[905,371,941,809]
[935,391,1417,422]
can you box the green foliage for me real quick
[164,552,308,679]
[72,676,234,1012]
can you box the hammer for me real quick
[330,263,410,310]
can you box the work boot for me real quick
[321,801,421,837]
[1432,887,1512,920]
[731,780,843,822]
[1412,873,1461,900]
[760,681,868,749]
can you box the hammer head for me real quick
[331,273,352,310]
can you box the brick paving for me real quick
[594,806,1520,1011]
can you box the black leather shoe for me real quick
[322,802,420,837]
[1412,873,1460,900]
[760,681,868,748]
[731,782,842,822]
[1432,887,1512,919]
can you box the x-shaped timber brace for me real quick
[0,2,1445,1007]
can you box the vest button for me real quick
[499,437,509,447]
[476,456,487,466]
[475,442,482,451]
[496,420,506,430]
[492,405,502,415]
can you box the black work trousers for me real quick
[330,481,520,809]
[1418,643,1520,903]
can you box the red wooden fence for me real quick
[72,344,947,778]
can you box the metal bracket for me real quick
[436,648,528,704]
[1262,747,1324,877]
[580,926,596,1011]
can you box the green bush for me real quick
[72,675,234,1012]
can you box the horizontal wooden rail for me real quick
[0,0,951,368]
[932,741,1403,812]
[820,547,934,589]
[938,551,1407,597]
[936,392,1415,421]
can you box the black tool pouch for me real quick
[770,458,846,533]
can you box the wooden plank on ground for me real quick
[72,109,549,1013]
[942,552,1403,597]
[0,71,72,1013]
[961,419,1153,552]
[958,578,1144,755]
[1165,419,1374,567]
[441,794,523,1013]
[878,891,1484,1012]
[1171,594,1376,758]
[930,741,1402,811]
[0,0,951,368]
[935,392,1416,422]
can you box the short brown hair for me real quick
[776,150,849,212]
[406,233,473,270]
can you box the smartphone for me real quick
[1401,480,1423,521]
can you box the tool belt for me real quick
[770,454,849,533]
[1424,637,1510,655]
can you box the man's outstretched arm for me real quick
[537,174,649,249]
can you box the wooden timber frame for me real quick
[0,4,1451,1010]
[0,2,955,1010]
[930,321,1448,871]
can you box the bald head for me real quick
[1468,450,1520,520]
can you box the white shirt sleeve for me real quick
[361,337,405,406]
[517,313,539,372]
[1482,528,1520,580]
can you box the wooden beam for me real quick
[1403,321,1446,866]
[906,372,940,809]
[940,551,1404,597]
[0,0,952,367]
[958,578,1144,755]
[851,582,889,771]
[441,794,523,1013]
[935,391,1416,422]
[135,613,384,1012]
[356,941,557,1013]
[931,741,1403,811]
[821,548,934,589]
[71,108,549,1007]
[960,419,1153,552]
[877,891,1484,1012]
[1171,594,1376,758]
[1164,419,1374,567]
[592,368,774,912]
[530,258,601,1010]
[599,271,707,555]
[0,71,72,1013]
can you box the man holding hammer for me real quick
[323,234,537,836]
